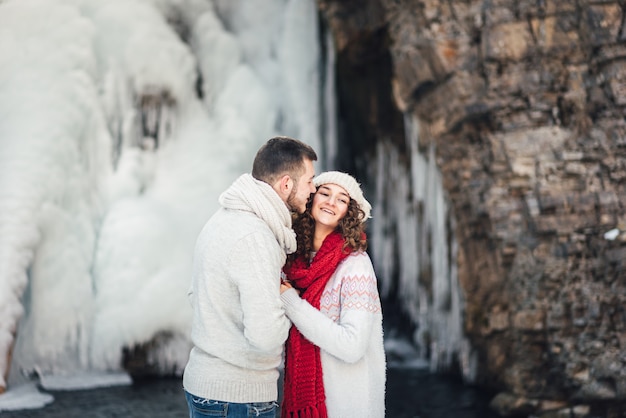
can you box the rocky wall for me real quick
[318,0,626,416]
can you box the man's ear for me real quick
[273,174,292,200]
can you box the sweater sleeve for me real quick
[281,253,381,363]
[231,231,291,354]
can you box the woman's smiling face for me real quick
[311,183,350,230]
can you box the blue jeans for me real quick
[184,390,278,418]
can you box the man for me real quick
[183,136,317,418]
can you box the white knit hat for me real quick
[313,171,372,222]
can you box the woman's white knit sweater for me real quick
[183,174,294,403]
[281,251,386,417]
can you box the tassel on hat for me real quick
[313,171,372,222]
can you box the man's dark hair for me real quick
[252,136,317,185]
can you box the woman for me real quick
[280,171,386,418]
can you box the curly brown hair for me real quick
[287,189,368,265]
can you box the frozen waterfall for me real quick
[0,0,322,399]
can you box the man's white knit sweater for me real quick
[183,174,294,403]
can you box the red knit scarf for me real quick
[281,231,351,418]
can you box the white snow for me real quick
[604,228,620,241]
[38,372,132,391]
[0,383,54,412]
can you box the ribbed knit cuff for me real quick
[280,288,301,313]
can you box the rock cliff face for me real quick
[318,0,626,416]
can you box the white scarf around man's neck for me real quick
[219,173,297,254]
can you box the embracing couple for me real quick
[182,136,386,418]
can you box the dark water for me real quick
[386,367,500,418]
[0,367,500,418]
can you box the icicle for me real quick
[371,113,470,377]
[322,28,337,170]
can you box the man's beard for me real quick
[286,188,302,213]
